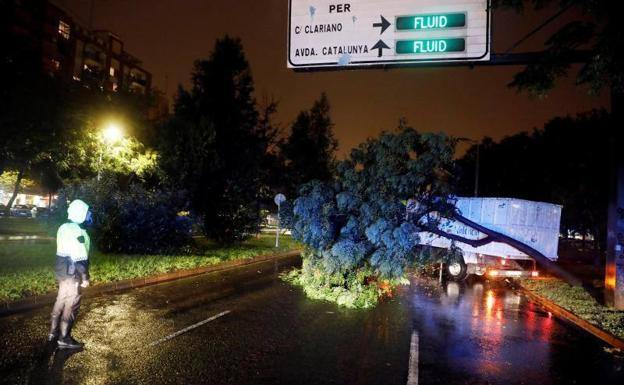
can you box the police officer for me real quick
[48,199,91,349]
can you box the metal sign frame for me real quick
[287,0,492,69]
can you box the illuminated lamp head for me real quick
[102,123,123,144]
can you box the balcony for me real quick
[84,49,104,63]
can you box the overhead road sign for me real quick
[287,0,491,69]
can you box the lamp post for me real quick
[97,123,124,181]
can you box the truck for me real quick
[417,197,562,281]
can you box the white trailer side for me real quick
[417,197,562,280]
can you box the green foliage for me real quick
[282,249,410,309]
[524,278,624,339]
[55,85,161,184]
[493,0,623,95]
[161,36,272,244]
[0,171,35,192]
[51,176,192,254]
[0,235,299,301]
[74,128,159,181]
[281,256,378,309]
[290,127,456,307]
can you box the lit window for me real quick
[58,20,70,40]
[109,67,115,77]
[52,59,61,70]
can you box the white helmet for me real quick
[67,199,90,224]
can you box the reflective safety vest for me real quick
[56,222,90,262]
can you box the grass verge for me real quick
[523,278,624,340]
[0,234,299,302]
[0,218,50,236]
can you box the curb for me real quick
[519,285,624,350]
[0,249,302,317]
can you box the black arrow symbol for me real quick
[373,15,391,34]
[371,40,390,57]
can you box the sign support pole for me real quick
[276,203,281,248]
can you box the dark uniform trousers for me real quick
[50,256,87,338]
[51,279,81,328]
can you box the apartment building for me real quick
[7,0,152,94]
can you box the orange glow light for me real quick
[605,262,616,289]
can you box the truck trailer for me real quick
[417,197,562,281]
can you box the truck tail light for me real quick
[531,271,539,277]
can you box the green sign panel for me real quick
[396,13,466,31]
[396,38,466,54]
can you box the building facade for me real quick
[7,0,152,94]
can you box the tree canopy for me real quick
[289,127,456,307]
[493,0,622,96]
[161,36,272,243]
[279,93,338,198]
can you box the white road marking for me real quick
[148,310,231,347]
[407,330,419,385]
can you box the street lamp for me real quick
[102,123,123,143]
[98,122,124,180]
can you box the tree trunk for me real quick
[4,168,24,215]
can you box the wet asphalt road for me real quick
[1,255,623,385]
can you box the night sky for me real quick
[57,0,609,156]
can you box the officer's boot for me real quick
[48,315,60,342]
[57,320,83,349]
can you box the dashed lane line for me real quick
[407,330,419,385]
[148,310,231,347]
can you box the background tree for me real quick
[161,36,270,243]
[280,93,338,198]
[288,127,457,308]
[493,0,621,96]
[457,110,610,256]
[255,96,283,207]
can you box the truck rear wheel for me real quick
[447,257,468,281]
